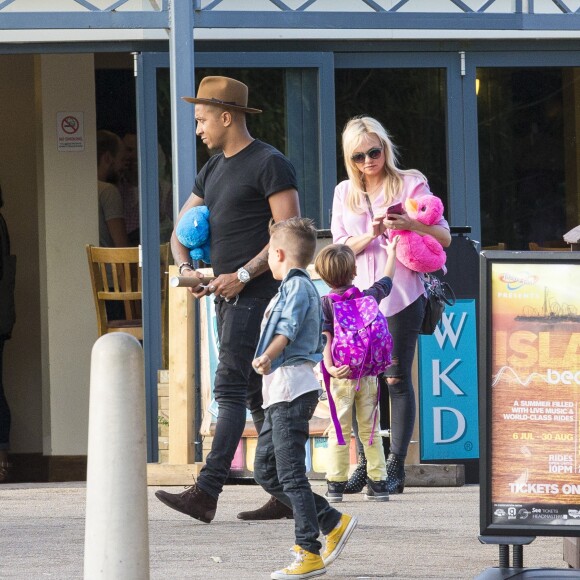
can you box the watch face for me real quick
[238,268,250,283]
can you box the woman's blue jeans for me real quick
[254,390,341,555]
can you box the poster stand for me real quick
[476,536,580,577]
[477,250,580,578]
[478,536,535,569]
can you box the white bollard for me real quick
[84,333,150,580]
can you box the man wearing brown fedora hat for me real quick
[156,76,300,524]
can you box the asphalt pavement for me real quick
[0,480,573,579]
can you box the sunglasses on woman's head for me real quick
[351,147,383,164]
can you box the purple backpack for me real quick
[321,286,393,445]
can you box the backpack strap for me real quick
[368,379,380,446]
[320,361,346,446]
[328,286,362,303]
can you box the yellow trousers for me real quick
[325,375,386,482]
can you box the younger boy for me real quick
[252,217,357,580]
[314,237,399,503]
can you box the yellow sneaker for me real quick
[322,513,358,566]
[270,546,326,579]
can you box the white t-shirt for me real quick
[262,362,321,409]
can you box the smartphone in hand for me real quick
[387,202,404,216]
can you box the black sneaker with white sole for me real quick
[364,478,390,501]
[325,480,347,503]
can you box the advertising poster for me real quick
[419,299,479,461]
[487,259,580,532]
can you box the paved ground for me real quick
[0,481,573,579]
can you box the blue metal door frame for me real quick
[136,51,164,462]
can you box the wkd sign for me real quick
[418,299,479,460]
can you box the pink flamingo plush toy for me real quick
[392,195,447,273]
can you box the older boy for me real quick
[252,217,357,579]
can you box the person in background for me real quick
[252,217,357,580]
[331,116,451,495]
[157,143,174,244]
[118,131,140,245]
[118,131,174,245]
[0,185,16,483]
[97,130,129,249]
[155,76,299,523]
[96,130,130,323]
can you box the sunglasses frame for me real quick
[351,147,383,164]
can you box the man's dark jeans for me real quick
[197,294,270,499]
[253,390,341,555]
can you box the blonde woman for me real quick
[331,116,451,494]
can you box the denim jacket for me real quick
[254,268,324,373]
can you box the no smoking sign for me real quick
[57,111,84,152]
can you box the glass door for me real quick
[334,52,466,227]
[465,52,580,250]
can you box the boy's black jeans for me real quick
[253,390,341,555]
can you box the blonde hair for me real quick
[341,116,426,214]
[314,244,356,289]
[269,217,317,268]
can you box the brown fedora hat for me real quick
[182,76,262,114]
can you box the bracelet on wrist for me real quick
[178,261,195,275]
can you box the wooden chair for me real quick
[86,245,170,349]
[528,242,569,252]
[482,242,506,250]
[86,245,143,339]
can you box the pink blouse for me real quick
[331,176,450,317]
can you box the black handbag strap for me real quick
[423,273,456,306]
[439,280,456,306]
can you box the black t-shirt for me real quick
[192,139,298,298]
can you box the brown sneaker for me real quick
[237,495,294,520]
[155,483,217,523]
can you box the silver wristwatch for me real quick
[237,267,251,284]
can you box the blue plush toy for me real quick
[175,205,211,264]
